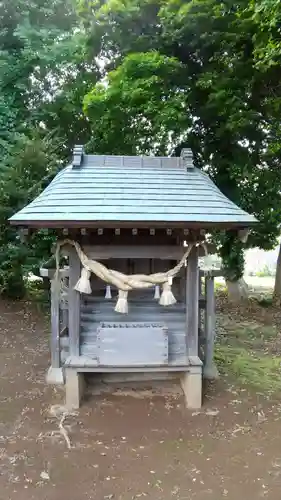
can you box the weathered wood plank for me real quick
[186,245,199,356]
[68,246,81,356]
[80,334,187,360]
[64,357,192,371]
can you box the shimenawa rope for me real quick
[54,239,207,314]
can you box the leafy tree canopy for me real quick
[82,0,281,281]
[1,0,281,297]
[0,0,96,296]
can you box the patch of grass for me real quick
[216,318,281,393]
[215,345,281,393]
[219,320,278,347]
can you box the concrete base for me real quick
[180,368,202,409]
[46,366,64,385]
[203,363,219,380]
[65,369,85,409]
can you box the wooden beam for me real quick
[68,246,81,357]
[50,279,60,368]
[85,245,182,260]
[186,245,199,356]
[84,245,213,260]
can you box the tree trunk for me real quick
[273,243,281,305]
[226,277,249,302]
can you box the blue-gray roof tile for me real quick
[10,152,257,227]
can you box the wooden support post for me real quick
[203,276,219,379]
[65,369,85,409]
[46,278,64,385]
[186,245,199,356]
[68,246,81,357]
[198,273,203,298]
[183,246,202,408]
[180,367,202,409]
[61,307,68,334]
[50,279,60,368]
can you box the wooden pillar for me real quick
[182,246,203,409]
[198,272,203,297]
[61,270,69,333]
[68,246,81,357]
[186,245,199,356]
[50,279,60,369]
[203,276,219,379]
[46,276,64,385]
[61,307,68,332]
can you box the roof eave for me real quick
[9,218,258,230]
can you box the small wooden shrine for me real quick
[10,147,256,409]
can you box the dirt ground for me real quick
[1,299,281,500]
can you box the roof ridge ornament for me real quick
[72,144,84,168]
[180,148,194,169]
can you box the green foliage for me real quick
[250,0,281,68]
[257,295,273,307]
[0,0,95,298]
[218,232,245,281]
[25,277,50,312]
[214,280,227,293]
[1,0,281,299]
[81,0,281,284]
[255,265,274,277]
[0,133,60,297]
[84,51,190,155]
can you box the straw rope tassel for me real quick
[159,277,176,306]
[74,267,92,294]
[115,290,128,313]
[154,285,160,299]
[105,285,112,299]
